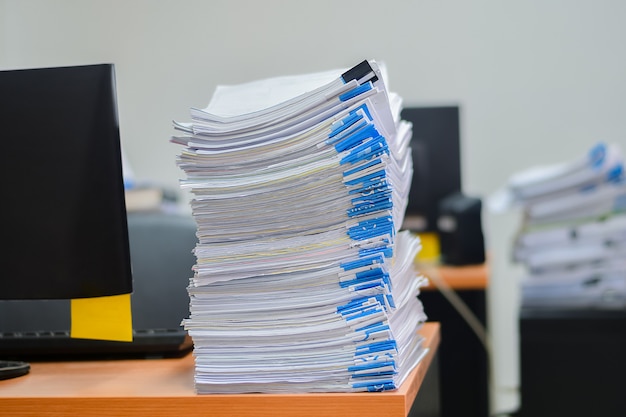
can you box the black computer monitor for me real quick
[401,106,462,232]
[0,64,133,379]
[0,63,132,300]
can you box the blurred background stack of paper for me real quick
[171,59,428,393]
[504,142,626,309]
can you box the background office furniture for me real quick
[401,106,461,233]
[437,193,485,266]
[515,308,626,417]
[0,323,440,417]
[419,262,490,417]
[401,104,489,414]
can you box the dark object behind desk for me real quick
[420,289,489,417]
[401,106,462,232]
[437,192,485,266]
[515,309,626,417]
[0,212,196,359]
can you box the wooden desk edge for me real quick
[0,323,440,417]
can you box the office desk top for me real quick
[419,262,489,291]
[0,322,440,417]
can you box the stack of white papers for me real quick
[171,60,428,393]
[507,142,625,226]
[503,142,626,309]
[520,260,626,310]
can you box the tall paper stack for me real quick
[171,60,428,393]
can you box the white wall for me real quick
[3,1,626,414]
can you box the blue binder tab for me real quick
[335,123,379,153]
[343,157,383,178]
[365,383,396,392]
[339,82,373,102]
[589,142,607,169]
[333,123,366,152]
[328,112,363,140]
[351,103,373,121]
[355,340,398,356]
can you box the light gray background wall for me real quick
[3,1,625,414]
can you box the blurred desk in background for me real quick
[422,262,489,291]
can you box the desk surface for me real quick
[419,262,489,291]
[0,323,440,417]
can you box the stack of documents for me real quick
[171,60,428,393]
[504,142,626,309]
[508,142,625,225]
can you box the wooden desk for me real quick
[419,261,489,291]
[0,323,440,417]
